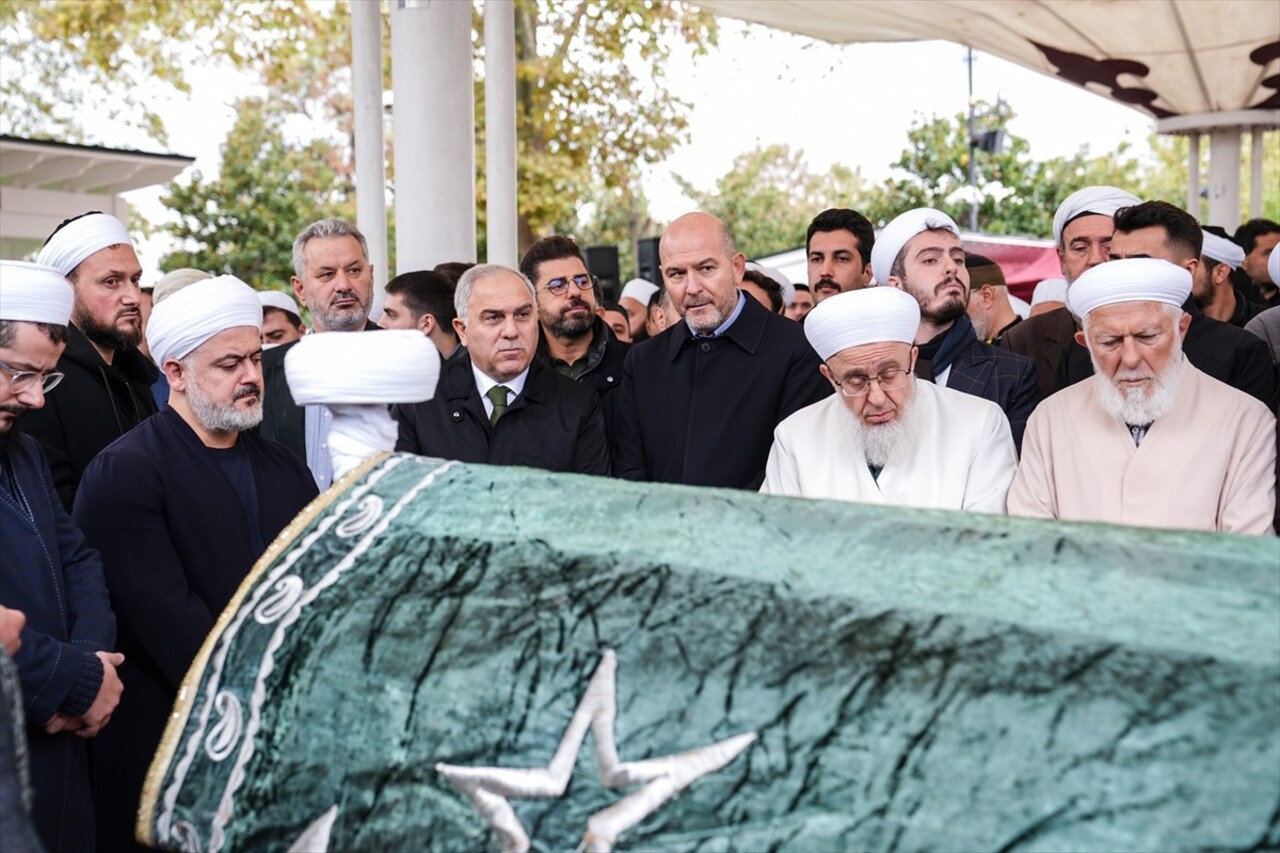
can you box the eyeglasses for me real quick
[0,360,64,394]
[541,274,595,296]
[830,364,912,397]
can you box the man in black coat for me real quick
[870,208,1040,452]
[394,264,610,475]
[24,212,158,509]
[259,217,378,490]
[521,235,630,456]
[72,277,318,852]
[613,212,831,489]
[0,262,123,853]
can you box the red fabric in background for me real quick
[961,239,1061,301]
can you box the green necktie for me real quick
[486,385,510,426]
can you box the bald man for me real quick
[613,212,831,489]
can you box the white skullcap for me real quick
[1051,186,1140,246]
[869,208,959,287]
[1031,277,1068,307]
[0,260,75,325]
[746,262,796,306]
[147,275,263,366]
[620,278,659,304]
[1200,230,1245,269]
[285,330,439,406]
[36,213,133,276]
[259,289,301,317]
[1066,258,1191,320]
[803,287,921,361]
[153,268,212,304]
[1270,243,1280,287]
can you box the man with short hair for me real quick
[1235,218,1280,306]
[25,211,159,508]
[964,253,1022,345]
[1109,201,1275,407]
[740,268,785,314]
[614,212,831,489]
[1001,186,1141,399]
[0,260,122,853]
[806,207,874,301]
[786,283,815,322]
[872,208,1040,451]
[259,289,307,346]
[1009,258,1275,534]
[259,217,376,489]
[645,288,671,337]
[1195,228,1263,327]
[394,264,610,474]
[762,287,1016,510]
[73,276,318,851]
[377,269,460,360]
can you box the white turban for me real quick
[869,208,959,286]
[804,287,921,361]
[146,275,263,366]
[1051,186,1140,246]
[1066,258,1191,320]
[1200,231,1245,269]
[260,289,301,317]
[285,330,438,406]
[1031,277,1068,307]
[286,330,440,481]
[746,262,796,307]
[620,278,659,304]
[0,260,75,325]
[36,213,133,276]
[1270,243,1280,287]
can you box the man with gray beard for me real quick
[761,287,1017,512]
[72,276,318,851]
[1009,258,1275,534]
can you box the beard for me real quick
[76,308,142,352]
[968,311,989,342]
[0,407,27,463]
[543,297,594,339]
[187,377,264,433]
[906,275,968,327]
[306,289,370,333]
[1091,351,1184,426]
[838,380,924,468]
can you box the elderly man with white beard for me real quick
[71,276,318,851]
[1009,258,1276,534]
[760,287,1017,512]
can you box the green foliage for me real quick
[576,181,659,279]
[475,0,716,251]
[157,98,354,290]
[673,144,865,258]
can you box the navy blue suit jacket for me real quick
[942,337,1041,454]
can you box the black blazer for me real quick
[393,353,611,476]
[612,294,831,489]
[942,336,1041,453]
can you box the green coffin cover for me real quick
[141,453,1280,852]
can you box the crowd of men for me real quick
[1,187,1278,850]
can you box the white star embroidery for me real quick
[436,650,757,853]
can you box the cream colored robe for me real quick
[1009,363,1277,535]
[760,380,1016,513]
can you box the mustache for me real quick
[562,297,590,312]
[233,384,262,401]
[0,404,29,418]
[330,290,360,305]
[816,277,839,289]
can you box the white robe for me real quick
[760,380,1017,513]
[1008,363,1277,535]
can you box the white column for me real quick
[1186,132,1200,220]
[352,0,388,319]
[484,0,517,266]
[1206,128,1242,227]
[391,0,476,271]
[1250,127,1264,220]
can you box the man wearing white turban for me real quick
[71,276,318,851]
[1009,258,1276,535]
[1000,186,1141,399]
[872,207,1040,452]
[761,288,1016,511]
[23,211,160,508]
[0,260,122,853]
[1195,227,1263,328]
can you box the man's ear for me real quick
[290,276,306,304]
[162,358,186,392]
[1073,330,1088,348]
[419,313,436,336]
[452,317,468,347]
